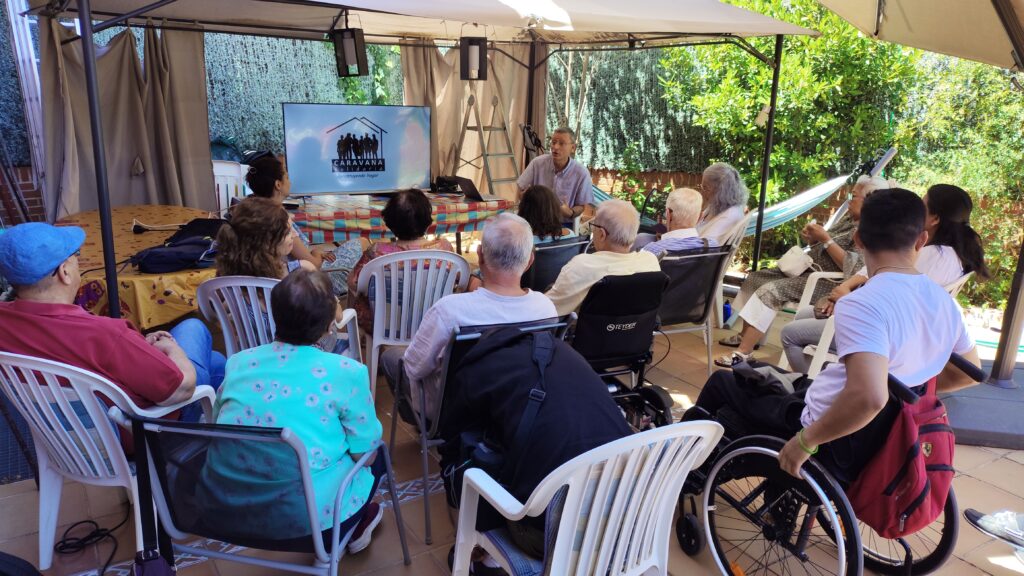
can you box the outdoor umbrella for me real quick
[818,0,1024,387]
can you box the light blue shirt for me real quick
[642,228,714,256]
[517,154,594,210]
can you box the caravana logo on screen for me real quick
[327,117,388,173]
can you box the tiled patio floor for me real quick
[2,327,1023,575]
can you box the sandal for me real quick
[714,351,752,368]
[717,334,760,350]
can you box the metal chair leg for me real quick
[418,389,433,545]
[381,444,412,565]
[705,320,713,377]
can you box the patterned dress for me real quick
[734,214,862,331]
[197,343,381,539]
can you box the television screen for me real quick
[282,103,431,194]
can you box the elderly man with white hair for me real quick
[545,199,661,317]
[641,187,716,256]
[382,213,557,419]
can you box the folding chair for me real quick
[520,236,590,292]
[389,317,571,545]
[133,417,409,575]
[659,245,735,376]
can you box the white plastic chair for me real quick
[452,421,724,576]
[212,160,248,213]
[197,275,361,361]
[0,351,215,571]
[355,249,470,396]
[785,271,975,377]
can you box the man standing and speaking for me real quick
[517,127,593,227]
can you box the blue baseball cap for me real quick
[0,222,86,286]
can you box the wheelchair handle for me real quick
[886,352,986,404]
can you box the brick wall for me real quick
[0,166,45,224]
[590,168,702,194]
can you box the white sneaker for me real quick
[346,502,384,554]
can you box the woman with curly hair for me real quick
[216,196,314,279]
[247,154,363,294]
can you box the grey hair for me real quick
[552,126,577,144]
[665,187,702,227]
[855,174,896,194]
[481,213,534,275]
[594,199,640,247]
[702,162,749,218]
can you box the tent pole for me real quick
[78,0,121,319]
[525,39,538,169]
[752,34,783,271]
[988,0,1024,387]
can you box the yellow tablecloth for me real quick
[59,205,216,330]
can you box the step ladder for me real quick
[453,94,520,197]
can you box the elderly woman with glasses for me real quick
[715,175,891,367]
[696,162,750,245]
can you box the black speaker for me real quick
[459,37,488,81]
[332,28,368,77]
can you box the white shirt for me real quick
[855,245,964,289]
[801,272,974,426]
[697,205,745,245]
[403,288,557,417]
[545,250,662,317]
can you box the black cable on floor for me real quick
[54,504,131,576]
[649,330,672,370]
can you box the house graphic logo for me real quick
[326,117,388,173]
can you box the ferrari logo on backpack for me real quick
[922,442,933,458]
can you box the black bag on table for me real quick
[131,218,226,274]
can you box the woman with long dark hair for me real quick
[518,185,577,243]
[780,184,988,373]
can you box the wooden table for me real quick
[59,205,217,330]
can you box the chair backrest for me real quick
[520,421,724,575]
[196,276,280,356]
[521,236,591,292]
[0,352,138,486]
[429,317,571,438]
[943,271,973,297]
[136,418,332,563]
[356,249,470,345]
[659,245,734,327]
[212,160,247,213]
[723,212,751,248]
[571,272,669,371]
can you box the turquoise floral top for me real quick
[199,342,381,537]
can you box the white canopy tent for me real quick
[26,0,813,318]
[819,0,1024,388]
[29,0,813,43]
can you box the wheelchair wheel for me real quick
[858,489,958,575]
[637,384,674,427]
[676,511,705,556]
[704,436,862,576]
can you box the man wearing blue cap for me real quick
[0,222,224,415]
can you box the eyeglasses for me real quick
[50,249,81,277]
[590,222,606,234]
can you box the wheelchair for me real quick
[568,271,675,430]
[675,354,985,576]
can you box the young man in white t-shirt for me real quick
[381,213,557,420]
[686,188,982,481]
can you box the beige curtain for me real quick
[39,18,214,220]
[144,25,215,211]
[401,43,548,199]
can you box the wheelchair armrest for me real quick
[949,352,987,383]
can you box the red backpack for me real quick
[846,377,955,539]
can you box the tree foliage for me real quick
[660,0,920,205]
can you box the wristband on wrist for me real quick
[822,239,835,249]
[797,428,819,455]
